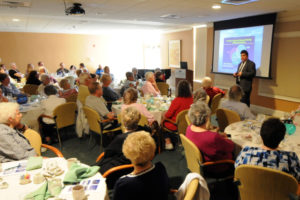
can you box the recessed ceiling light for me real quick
[12,18,20,22]
[212,4,221,9]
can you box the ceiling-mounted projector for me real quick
[65,3,85,16]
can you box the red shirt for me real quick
[205,87,225,105]
[164,97,193,131]
[185,125,234,162]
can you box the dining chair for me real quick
[23,84,39,95]
[210,93,223,115]
[53,102,78,149]
[162,109,189,136]
[185,114,191,126]
[206,95,210,105]
[179,134,235,181]
[95,152,134,189]
[23,128,63,157]
[83,106,121,151]
[235,165,299,200]
[216,108,241,132]
[156,82,169,96]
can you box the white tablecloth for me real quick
[20,102,44,132]
[225,120,300,157]
[0,157,108,200]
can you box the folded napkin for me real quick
[26,157,43,171]
[63,163,100,184]
[24,179,62,200]
[24,182,51,200]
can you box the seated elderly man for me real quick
[141,72,160,97]
[0,102,36,163]
[38,74,51,97]
[0,73,20,97]
[101,73,120,110]
[202,76,225,105]
[120,72,138,97]
[235,118,300,182]
[113,131,169,200]
[85,82,119,130]
[8,63,23,83]
[56,62,69,76]
[220,85,255,120]
[77,72,92,105]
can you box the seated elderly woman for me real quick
[58,78,77,99]
[202,76,225,105]
[0,102,36,163]
[141,72,160,97]
[122,88,154,124]
[97,107,151,189]
[120,72,138,97]
[113,131,169,200]
[186,101,234,163]
[162,80,193,150]
[220,84,255,120]
[0,73,20,97]
[26,70,41,85]
[193,88,207,103]
[37,74,51,97]
[40,85,66,144]
[235,118,300,182]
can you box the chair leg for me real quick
[55,127,62,150]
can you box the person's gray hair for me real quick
[193,88,207,103]
[145,72,154,81]
[188,101,211,126]
[79,72,90,85]
[40,74,49,82]
[229,85,244,101]
[0,102,19,124]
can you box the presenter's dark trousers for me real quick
[241,89,251,107]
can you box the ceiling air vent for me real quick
[221,0,258,5]
[0,0,31,8]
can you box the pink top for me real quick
[59,88,78,99]
[142,81,160,97]
[186,125,234,162]
[121,103,155,124]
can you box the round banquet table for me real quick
[0,157,108,200]
[20,101,44,132]
[225,120,300,157]
[111,96,172,124]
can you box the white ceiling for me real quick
[0,0,300,34]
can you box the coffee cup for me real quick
[72,185,86,200]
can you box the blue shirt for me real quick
[235,146,300,181]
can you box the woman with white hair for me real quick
[59,78,77,99]
[202,76,225,105]
[37,74,51,96]
[141,72,160,97]
[0,102,36,163]
[220,84,255,120]
[113,131,169,200]
[186,101,234,163]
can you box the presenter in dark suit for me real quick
[233,50,256,107]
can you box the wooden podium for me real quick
[168,69,194,92]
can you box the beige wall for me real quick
[160,29,193,70]
[0,32,125,74]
